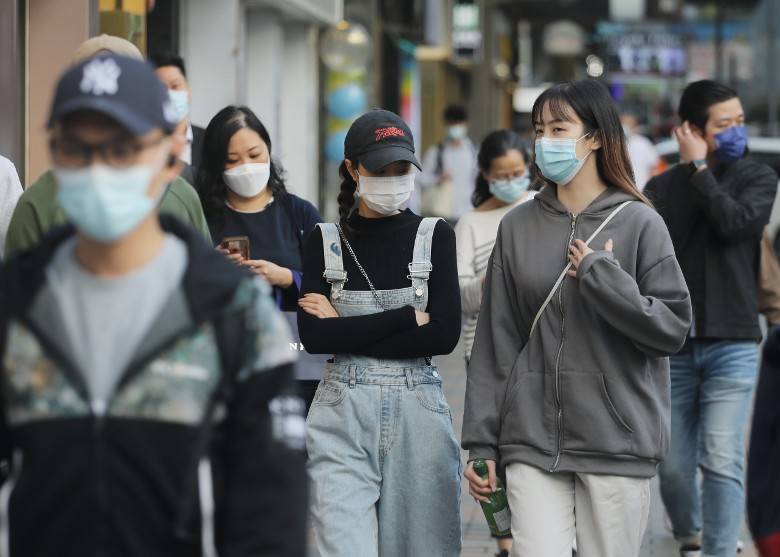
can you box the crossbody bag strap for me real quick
[528,201,633,339]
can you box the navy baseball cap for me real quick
[48,54,179,135]
[344,109,421,172]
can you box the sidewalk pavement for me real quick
[439,339,758,557]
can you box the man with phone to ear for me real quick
[646,80,778,557]
[0,55,306,557]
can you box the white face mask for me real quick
[447,124,468,141]
[223,162,270,198]
[357,173,415,215]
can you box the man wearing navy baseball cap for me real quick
[0,55,306,557]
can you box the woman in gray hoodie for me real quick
[462,80,692,557]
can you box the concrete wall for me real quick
[184,2,321,207]
[276,24,320,203]
[180,0,243,129]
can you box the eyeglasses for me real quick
[49,135,165,168]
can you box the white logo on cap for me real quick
[79,58,121,96]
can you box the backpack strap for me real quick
[435,143,445,177]
[317,223,347,300]
[528,201,633,339]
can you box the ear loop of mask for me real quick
[558,131,595,186]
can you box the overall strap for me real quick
[528,201,633,339]
[409,217,440,298]
[317,223,347,300]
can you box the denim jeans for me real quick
[306,219,462,556]
[306,364,462,557]
[658,340,759,557]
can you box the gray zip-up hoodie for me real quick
[461,186,692,478]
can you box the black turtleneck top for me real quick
[297,209,461,358]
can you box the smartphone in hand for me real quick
[220,236,250,260]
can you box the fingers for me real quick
[303,293,330,303]
[298,300,326,319]
[300,306,325,318]
[567,269,578,278]
[605,238,614,252]
[298,295,335,319]
[486,460,498,492]
[469,485,490,503]
[464,465,489,487]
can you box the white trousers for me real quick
[505,462,651,557]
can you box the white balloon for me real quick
[321,21,371,72]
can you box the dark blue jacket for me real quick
[748,325,780,555]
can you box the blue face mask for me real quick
[54,164,160,243]
[534,135,591,186]
[489,174,530,203]
[714,125,747,163]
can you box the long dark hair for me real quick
[472,130,531,207]
[531,80,651,205]
[195,105,287,229]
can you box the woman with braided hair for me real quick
[297,109,462,556]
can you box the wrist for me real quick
[687,158,708,174]
[281,268,294,288]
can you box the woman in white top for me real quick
[0,155,23,259]
[455,130,537,370]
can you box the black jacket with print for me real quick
[0,216,306,557]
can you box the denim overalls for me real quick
[306,218,462,557]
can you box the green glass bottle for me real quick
[473,458,511,537]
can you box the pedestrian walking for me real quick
[456,129,537,370]
[416,105,478,221]
[621,111,659,191]
[196,105,324,411]
[647,80,778,557]
[298,109,462,556]
[150,51,206,169]
[462,79,692,557]
[0,54,306,557]
[4,36,211,256]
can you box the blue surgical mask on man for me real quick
[534,134,592,186]
[54,163,163,243]
[713,125,747,163]
[489,174,530,203]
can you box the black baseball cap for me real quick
[344,109,421,172]
[48,54,179,135]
